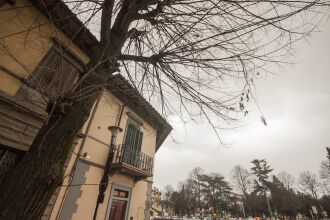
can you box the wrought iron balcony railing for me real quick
[112,144,154,177]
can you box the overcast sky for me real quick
[153,23,330,189]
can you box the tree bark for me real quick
[0,75,103,220]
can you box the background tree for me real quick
[181,178,197,216]
[251,159,273,218]
[251,159,273,191]
[319,147,330,213]
[320,147,330,180]
[160,185,175,216]
[157,156,330,219]
[247,191,268,217]
[1,0,330,217]
[187,167,204,215]
[296,191,318,218]
[319,195,330,216]
[269,175,300,218]
[230,165,254,216]
[299,171,323,218]
[277,171,295,191]
[199,172,232,214]
[170,190,185,216]
[299,171,320,199]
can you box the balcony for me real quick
[111,144,154,178]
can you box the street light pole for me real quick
[93,126,122,220]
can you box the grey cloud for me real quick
[154,24,330,189]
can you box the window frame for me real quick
[28,44,83,100]
[122,116,144,166]
[105,184,132,220]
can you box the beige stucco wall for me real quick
[83,91,158,163]
[0,0,89,97]
[50,91,158,220]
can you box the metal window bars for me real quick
[0,146,24,184]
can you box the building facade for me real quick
[0,0,171,219]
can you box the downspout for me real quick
[92,104,125,220]
[116,104,125,127]
[55,91,103,220]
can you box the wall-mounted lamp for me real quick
[108,126,123,146]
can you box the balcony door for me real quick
[123,122,143,167]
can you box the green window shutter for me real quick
[124,123,134,147]
[123,123,134,163]
[123,122,143,166]
[135,131,143,167]
[130,125,138,150]
[136,131,143,154]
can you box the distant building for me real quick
[0,0,172,219]
[151,187,163,217]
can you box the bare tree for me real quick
[188,167,204,214]
[0,0,329,218]
[299,171,320,199]
[277,171,295,191]
[161,185,175,216]
[230,165,254,215]
[231,165,253,195]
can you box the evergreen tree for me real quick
[269,175,300,218]
[251,159,273,218]
[251,159,273,192]
[199,172,232,214]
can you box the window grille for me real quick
[0,145,24,184]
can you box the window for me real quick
[106,185,131,220]
[122,119,143,166]
[29,46,81,100]
[0,145,24,184]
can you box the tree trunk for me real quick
[244,192,253,217]
[0,75,103,220]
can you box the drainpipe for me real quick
[92,104,125,220]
